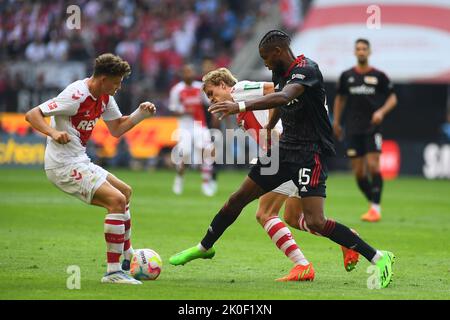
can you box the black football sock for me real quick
[371,173,384,205]
[200,207,239,250]
[321,219,377,262]
[356,176,373,202]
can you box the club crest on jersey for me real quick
[72,89,84,100]
[364,76,378,85]
[77,118,99,131]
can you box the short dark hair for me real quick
[93,53,131,77]
[355,38,370,48]
[259,30,291,49]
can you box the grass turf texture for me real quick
[0,168,449,300]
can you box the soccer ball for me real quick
[130,249,162,280]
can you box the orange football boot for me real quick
[361,208,381,222]
[341,246,360,272]
[276,263,315,282]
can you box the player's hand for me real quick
[139,101,156,116]
[333,123,343,141]
[51,130,70,144]
[208,101,239,120]
[371,110,384,125]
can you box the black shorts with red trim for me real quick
[248,151,328,198]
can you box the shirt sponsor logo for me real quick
[349,85,376,95]
[244,83,262,90]
[48,100,58,110]
[77,118,99,131]
[364,76,378,85]
[291,73,306,80]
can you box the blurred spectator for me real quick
[1,0,306,113]
[25,37,47,62]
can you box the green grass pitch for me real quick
[0,168,449,300]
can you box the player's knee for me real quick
[122,184,132,203]
[283,210,299,229]
[368,162,380,175]
[303,214,326,233]
[107,193,127,213]
[255,208,274,226]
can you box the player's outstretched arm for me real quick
[25,107,71,144]
[105,102,156,137]
[209,83,304,120]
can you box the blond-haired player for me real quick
[192,67,360,281]
[25,53,156,285]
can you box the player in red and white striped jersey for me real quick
[169,64,216,197]
[25,54,156,285]
[200,68,359,281]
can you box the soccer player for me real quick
[25,53,156,285]
[169,64,216,196]
[200,67,360,281]
[333,39,397,222]
[170,30,395,288]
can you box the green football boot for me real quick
[376,251,395,288]
[169,246,216,266]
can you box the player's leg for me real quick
[91,181,141,284]
[361,133,383,221]
[348,135,373,207]
[169,176,268,265]
[105,173,134,269]
[351,157,373,204]
[284,196,359,272]
[199,131,216,196]
[256,191,313,281]
[301,196,394,287]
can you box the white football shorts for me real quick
[45,161,109,204]
[272,180,300,198]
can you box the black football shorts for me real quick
[248,151,327,198]
[346,133,382,158]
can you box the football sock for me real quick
[371,173,383,205]
[200,206,241,250]
[264,217,309,266]
[371,203,381,214]
[371,250,384,264]
[123,203,134,261]
[104,213,125,273]
[357,176,373,202]
[197,243,207,252]
[320,219,377,262]
[201,162,213,184]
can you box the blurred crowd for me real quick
[0,0,292,114]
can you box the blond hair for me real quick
[202,68,238,89]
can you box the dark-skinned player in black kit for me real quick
[169,30,395,288]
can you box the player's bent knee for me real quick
[123,184,132,203]
[106,193,127,213]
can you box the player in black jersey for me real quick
[333,39,397,222]
[169,31,395,288]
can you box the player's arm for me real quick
[209,83,304,120]
[332,94,347,140]
[25,107,71,144]
[371,92,397,125]
[105,102,156,138]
